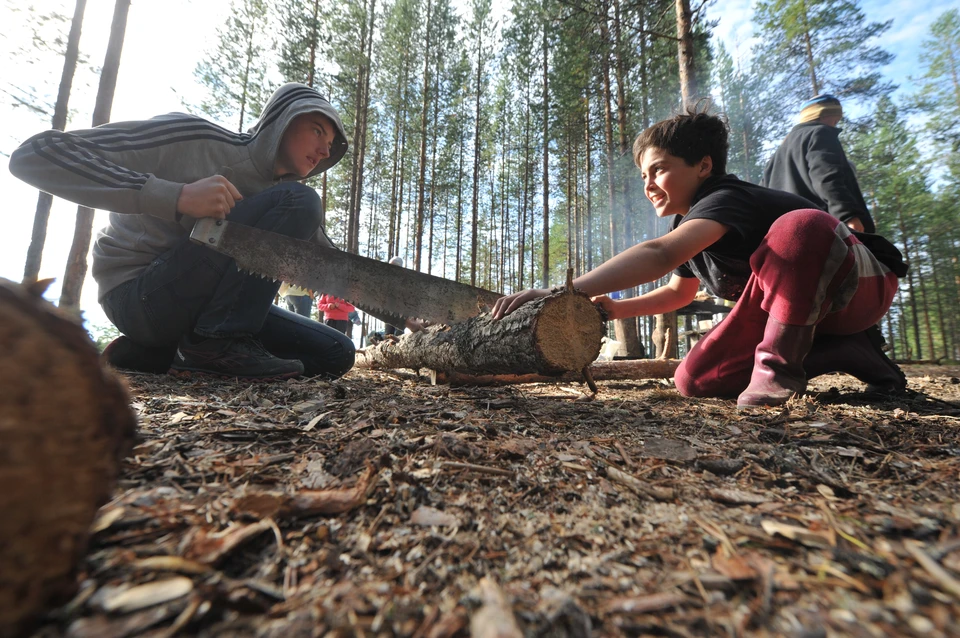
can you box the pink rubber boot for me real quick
[737,317,816,408]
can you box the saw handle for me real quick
[189,218,227,246]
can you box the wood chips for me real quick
[28,364,960,636]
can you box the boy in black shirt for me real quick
[493,109,905,407]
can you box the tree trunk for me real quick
[895,194,923,358]
[928,245,950,359]
[59,0,130,313]
[414,0,433,270]
[653,311,679,359]
[356,290,604,375]
[675,0,698,105]
[455,115,465,280]
[347,0,369,252]
[541,1,550,288]
[470,19,484,287]
[350,0,376,254]
[0,278,136,636]
[584,95,593,272]
[23,0,87,285]
[427,52,440,276]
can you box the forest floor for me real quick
[33,362,960,637]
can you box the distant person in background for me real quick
[347,309,361,339]
[279,283,313,318]
[762,93,896,356]
[317,294,355,335]
[761,94,875,233]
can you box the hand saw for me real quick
[189,218,502,327]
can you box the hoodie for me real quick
[9,83,348,299]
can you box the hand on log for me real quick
[0,278,137,636]
[356,288,605,376]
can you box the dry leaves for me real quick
[25,364,960,636]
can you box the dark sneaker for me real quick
[170,335,303,380]
[101,335,176,374]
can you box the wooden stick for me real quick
[438,359,681,386]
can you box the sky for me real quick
[0,0,954,334]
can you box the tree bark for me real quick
[414,0,433,271]
[470,16,484,287]
[59,0,130,313]
[0,278,136,636]
[654,311,679,359]
[356,290,604,375]
[675,0,698,105]
[541,0,550,288]
[23,0,87,285]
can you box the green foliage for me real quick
[752,0,894,139]
[913,9,960,179]
[711,42,765,183]
[192,0,273,132]
[0,0,94,121]
[87,321,120,352]
[276,0,329,87]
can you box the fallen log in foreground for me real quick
[0,278,137,637]
[438,358,682,386]
[356,289,604,376]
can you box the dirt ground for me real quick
[33,363,960,637]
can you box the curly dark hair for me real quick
[632,104,729,176]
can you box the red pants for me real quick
[674,210,899,398]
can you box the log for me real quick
[438,358,682,386]
[0,278,137,637]
[355,289,604,376]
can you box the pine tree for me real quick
[848,97,935,359]
[276,0,326,87]
[753,0,893,138]
[22,0,87,284]
[59,0,130,313]
[193,0,272,132]
[712,42,765,183]
[913,9,960,179]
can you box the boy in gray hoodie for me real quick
[10,83,356,381]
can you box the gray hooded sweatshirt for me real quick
[9,83,348,300]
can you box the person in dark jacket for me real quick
[761,94,875,233]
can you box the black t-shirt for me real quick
[673,174,820,300]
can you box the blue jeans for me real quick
[285,294,314,318]
[101,182,355,378]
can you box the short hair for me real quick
[632,106,728,176]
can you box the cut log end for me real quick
[356,289,606,378]
[0,278,137,636]
[534,292,604,373]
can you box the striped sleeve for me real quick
[8,115,245,221]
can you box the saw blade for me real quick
[190,219,502,326]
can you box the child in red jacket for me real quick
[317,295,355,335]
